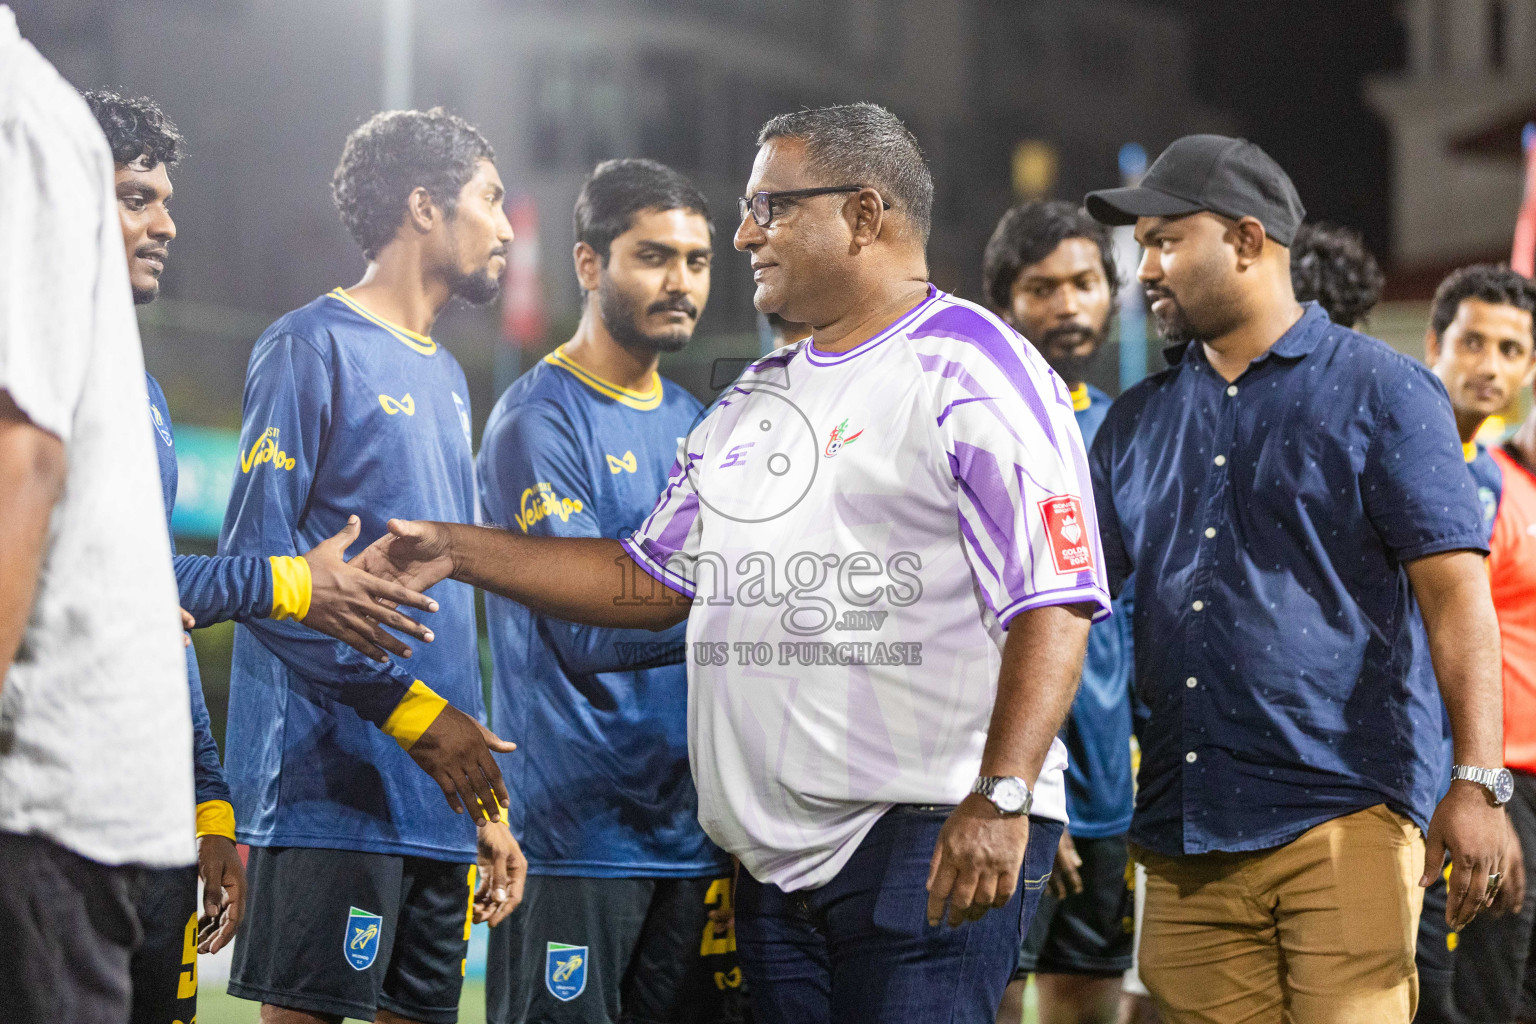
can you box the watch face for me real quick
[992,777,1028,814]
[1494,769,1515,805]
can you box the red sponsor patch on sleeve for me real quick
[1037,494,1095,576]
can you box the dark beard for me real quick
[448,265,501,306]
[1145,287,1206,345]
[597,276,694,355]
[132,285,158,305]
[1036,323,1108,384]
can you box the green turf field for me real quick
[197,978,1041,1022]
[197,981,488,1023]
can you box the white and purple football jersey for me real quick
[624,286,1111,890]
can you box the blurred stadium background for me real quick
[12,0,1536,1017]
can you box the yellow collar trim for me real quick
[544,347,663,411]
[1070,383,1091,412]
[328,288,437,356]
[1463,441,1479,464]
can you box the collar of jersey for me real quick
[328,288,438,356]
[803,284,940,367]
[1070,383,1091,412]
[544,346,662,411]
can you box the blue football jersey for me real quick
[1469,441,1505,537]
[145,373,232,811]
[219,288,482,860]
[478,348,728,876]
[1061,383,1135,838]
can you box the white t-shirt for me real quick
[624,286,1111,890]
[0,7,194,867]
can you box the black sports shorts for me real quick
[1416,768,1536,1024]
[486,873,746,1023]
[129,863,199,1024]
[228,845,475,1024]
[1016,832,1134,977]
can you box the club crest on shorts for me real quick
[344,906,382,971]
[545,942,587,1001]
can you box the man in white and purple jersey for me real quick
[360,103,1109,1023]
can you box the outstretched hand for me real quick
[356,519,457,596]
[409,705,516,825]
[302,515,441,663]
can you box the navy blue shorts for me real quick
[228,846,474,1024]
[734,805,1061,1024]
[129,864,199,1024]
[1016,833,1134,977]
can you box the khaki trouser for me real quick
[1135,804,1425,1024]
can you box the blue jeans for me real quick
[735,806,1062,1023]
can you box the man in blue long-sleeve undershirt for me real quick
[218,108,524,1024]
[478,159,740,1024]
[86,91,444,1024]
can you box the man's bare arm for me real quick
[0,391,67,687]
[1407,548,1506,929]
[926,602,1093,926]
[359,520,689,631]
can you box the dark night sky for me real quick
[1150,0,1405,260]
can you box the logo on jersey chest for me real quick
[1038,495,1094,576]
[344,906,382,971]
[607,450,638,474]
[515,482,586,533]
[378,392,415,416]
[824,417,864,458]
[240,427,296,473]
[546,942,587,1001]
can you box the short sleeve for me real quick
[918,331,1111,626]
[0,113,104,442]
[1362,363,1488,562]
[621,428,708,601]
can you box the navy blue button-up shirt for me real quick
[1090,303,1487,856]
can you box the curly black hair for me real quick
[1289,222,1383,328]
[332,108,495,261]
[981,200,1119,312]
[82,90,183,169]
[1429,263,1536,343]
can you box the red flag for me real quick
[1512,123,1536,278]
[501,194,546,348]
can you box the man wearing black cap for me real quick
[1084,134,1511,1021]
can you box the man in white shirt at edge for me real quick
[360,102,1107,1022]
[0,8,194,1022]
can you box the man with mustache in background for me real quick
[982,201,1136,1024]
[477,159,741,1024]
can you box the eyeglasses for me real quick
[737,186,891,228]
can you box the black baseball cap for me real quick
[1085,134,1305,246]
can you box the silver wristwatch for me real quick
[1451,765,1515,806]
[972,776,1032,817]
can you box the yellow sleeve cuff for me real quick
[195,799,237,841]
[269,555,313,621]
[381,681,450,750]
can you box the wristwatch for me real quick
[972,776,1032,817]
[1451,765,1515,807]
